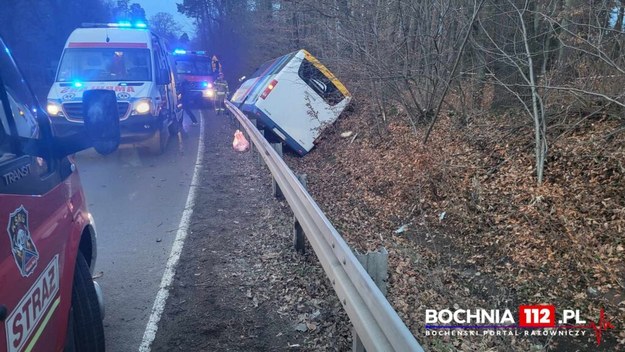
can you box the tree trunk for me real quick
[518,2,547,184]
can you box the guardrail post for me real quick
[249,119,257,154]
[352,248,389,352]
[271,143,284,199]
[293,174,308,254]
[257,129,265,164]
[227,104,236,124]
[355,248,388,296]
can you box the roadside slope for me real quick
[151,111,350,351]
[286,103,624,351]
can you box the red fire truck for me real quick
[171,50,218,108]
[0,35,119,351]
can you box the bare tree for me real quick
[474,0,547,183]
[150,12,183,46]
[177,0,625,184]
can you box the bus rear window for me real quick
[297,60,345,106]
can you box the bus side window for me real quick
[297,60,345,106]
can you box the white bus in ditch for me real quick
[232,49,351,156]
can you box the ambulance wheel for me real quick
[147,128,167,155]
[65,251,105,352]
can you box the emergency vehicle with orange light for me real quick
[46,22,181,155]
[232,49,351,156]
[171,50,216,107]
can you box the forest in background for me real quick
[179,0,625,185]
[3,0,625,169]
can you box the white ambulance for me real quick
[46,22,181,154]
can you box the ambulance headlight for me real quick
[132,99,152,115]
[46,101,62,116]
[203,89,214,98]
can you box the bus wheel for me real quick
[65,251,105,352]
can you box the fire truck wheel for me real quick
[65,251,105,352]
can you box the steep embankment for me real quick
[286,101,625,351]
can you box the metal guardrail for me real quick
[225,101,424,352]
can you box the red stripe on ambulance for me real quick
[68,42,148,48]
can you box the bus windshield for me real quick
[57,48,152,82]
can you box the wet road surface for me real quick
[74,111,205,351]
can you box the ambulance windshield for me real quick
[56,48,152,82]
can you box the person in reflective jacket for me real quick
[211,55,222,79]
[214,73,229,115]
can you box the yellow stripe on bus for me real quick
[302,50,351,97]
[25,297,61,352]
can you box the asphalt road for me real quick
[73,111,204,351]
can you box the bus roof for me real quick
[301,50,350,98]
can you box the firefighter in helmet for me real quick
[214,73,229,114]
[211,55,222,79]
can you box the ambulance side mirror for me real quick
[82,90,120,155]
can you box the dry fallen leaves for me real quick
[286,99,625,351]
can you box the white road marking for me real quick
[139,112,206,351]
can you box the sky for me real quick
[133,0,195,33]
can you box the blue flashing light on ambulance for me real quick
[232,49,351,156]
[46,22,182,155]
